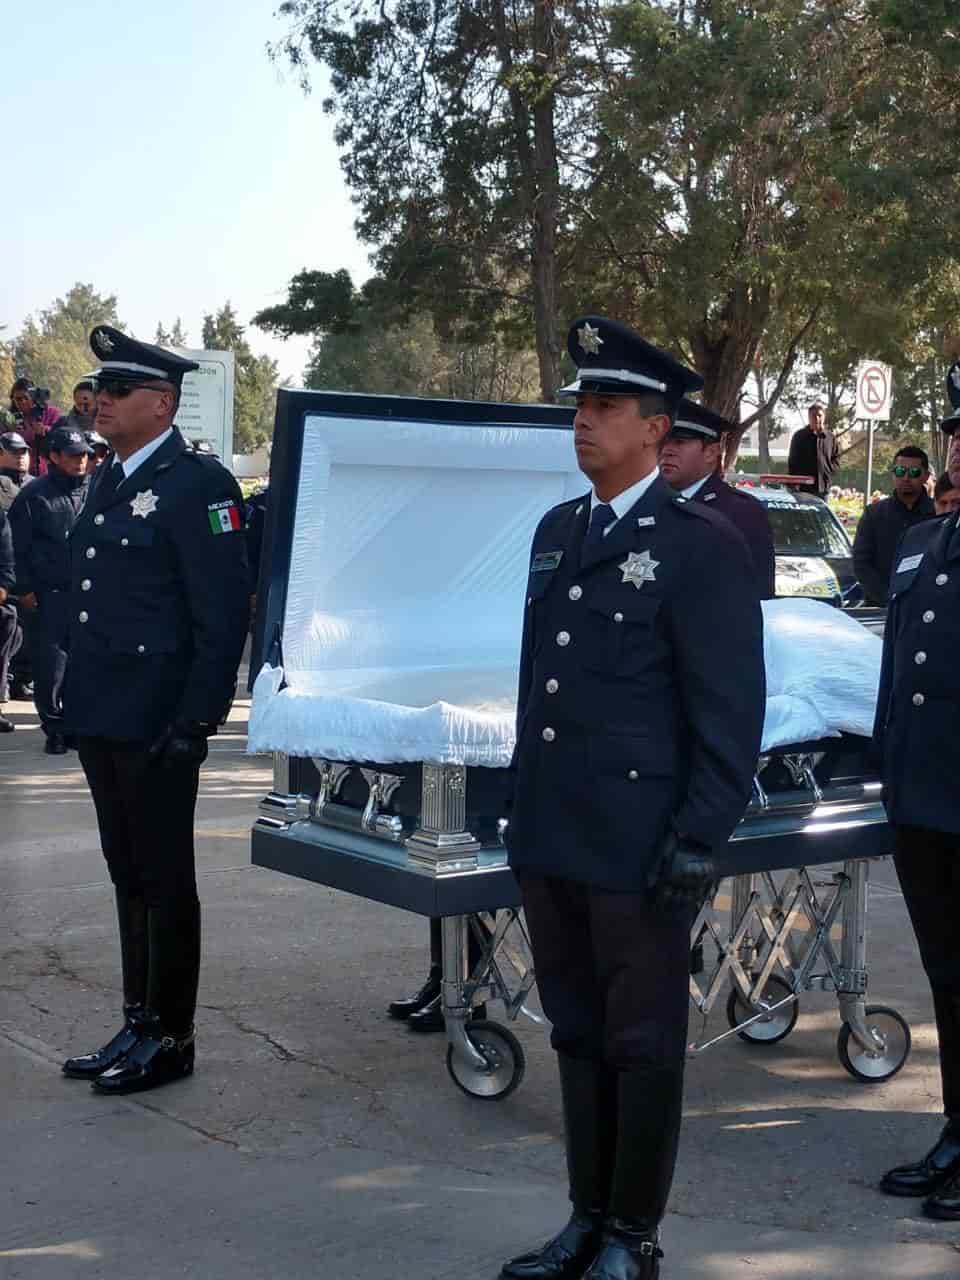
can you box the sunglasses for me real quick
[892,465,924,478]
[95,379,169,399]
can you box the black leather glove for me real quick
[650,831,717,911]
[148,721,210,770]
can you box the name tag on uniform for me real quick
[636,516,656,528]
[703,492,717,502]
[897,553,923,573]
[532,550,564,572]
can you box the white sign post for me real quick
[855,361,893,509]
[171,348,235,461]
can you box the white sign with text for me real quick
[172,348,235,460]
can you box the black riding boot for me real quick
[583,1067,682,1279]
[92,898,200,1095]
[62,890,148,1079]
[501,1055,614,1279]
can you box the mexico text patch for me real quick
[208,500,242,534]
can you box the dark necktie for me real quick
[583,502,617,553]
[97,462,125,503]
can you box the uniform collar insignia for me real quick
[130,489,159,518]
[619,549,659,589]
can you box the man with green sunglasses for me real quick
[853,445,936,605]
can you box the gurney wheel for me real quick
[446,1020,525,1101]
[726,974,798,1045]
[837,1006,911,1083]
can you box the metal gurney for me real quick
[249,389,907,1101]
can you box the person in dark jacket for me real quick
[0,430,32,513]
[874,406,960,1221]
[8,426,91,752]
[0,432,34,700]
[501,317,765,1280]
[59,379,99,436]
[0,509,18,732]
[659,399,776,599]
[59,326,248,1097]
[853,446,936,605]
[788,402,840,497]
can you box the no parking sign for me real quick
[855,361,893,421]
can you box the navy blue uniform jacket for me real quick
[507,474,766,891]
[9,467,88,594]
[62,429,249,743]
[873,513,960,833]
[694,474,776,600]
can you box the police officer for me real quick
[8,425,92,753]
[60,326,249,1095]
[876,403,960,1220]
[502,318,765,1280]
[0,431,34,701]
[0,430,33,513]
[84,429,110,469]
[659,400,776,599]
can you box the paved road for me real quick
[2,693,960,1278]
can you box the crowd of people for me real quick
[0,375,262,744]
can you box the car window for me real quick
[765,504,851,558]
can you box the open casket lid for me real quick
[249,390,580,765]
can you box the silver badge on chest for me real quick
[619,549,659,590]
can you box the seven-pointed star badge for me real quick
[577,321,603,355]
[619,549,659,589]
[130,490,159,518]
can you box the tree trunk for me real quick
[530,0,561,401]
[491,0,561,403]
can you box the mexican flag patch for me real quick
[208,500,242,534]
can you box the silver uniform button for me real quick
[913,692,925,706]
[542,727,556,742]
[627,769,639,781]
[545,678,559,693]
[568,585,583,601]
[915,651,927,665]
[78,611,89,623]
[923,611,936,623]
[937,573,948,586]
[137,645,146,654]
[613,612,624,623]
[556,631,570,647]
[85,547,96,559]
[121,538,129,547]
[93,514,105,526]
[80,579,91,591]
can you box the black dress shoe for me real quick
[406,994,487,1033]
[10,681,33,700]
[583,1222,662,1280]
[0,714,13,733]
[62,1009,146,1079]
[880,1123,960,1197]
[92,1024,195,1095]
[501,1210,603,1279]
[387,970,440,1020]
[924,1168,960,1220]
[44,733,68,755]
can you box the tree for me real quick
[202,303,278,453]
[275,0,960,444]
[14,284,123,410]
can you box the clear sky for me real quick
[2,1,370,381]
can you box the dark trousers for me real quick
[26,591,68,733]
[517,872,693,1224]
[0,602,21,698]
[78,737,202,1034]
[894,826,960,1120]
